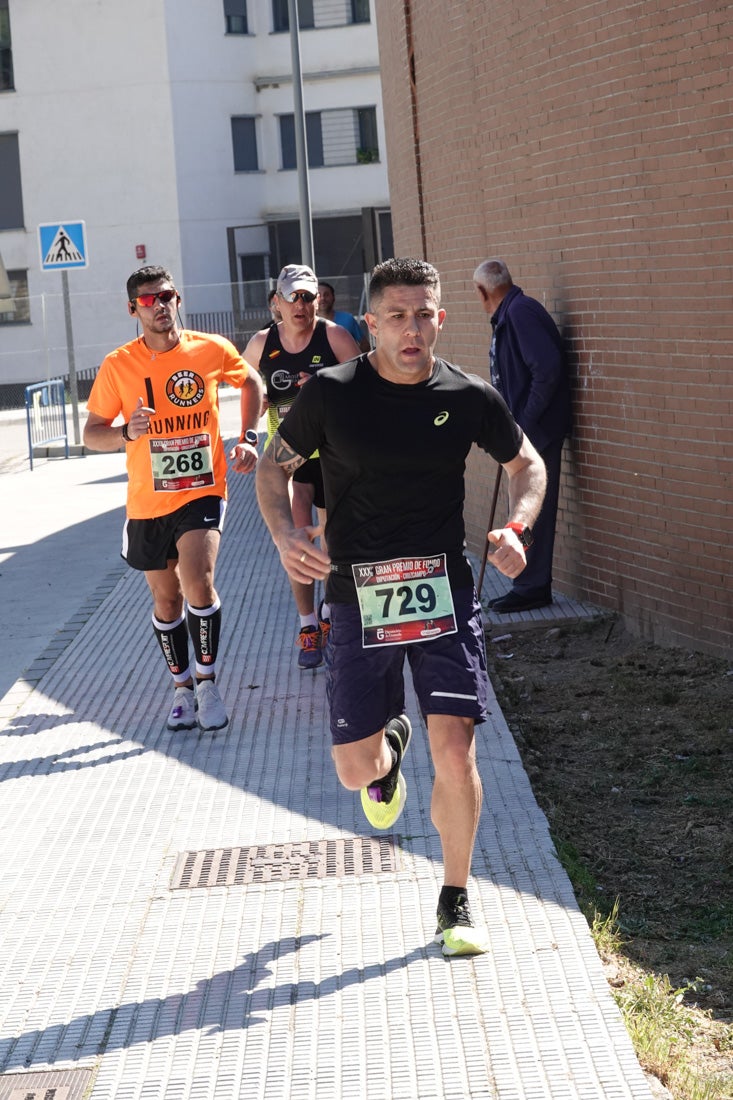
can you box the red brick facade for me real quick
[375,0,732,656]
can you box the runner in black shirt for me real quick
[256,258,546,955]
[244,265,360,668]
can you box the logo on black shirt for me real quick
[270,369,299,390]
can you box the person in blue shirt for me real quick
[474,259,572,613]
[318,281,370,351]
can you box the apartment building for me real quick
[0,0,391,386]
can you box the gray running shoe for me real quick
[196,680,229,731]
[166,686,196,731]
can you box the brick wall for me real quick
[375,0,732,657]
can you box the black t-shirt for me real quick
[278,355,524,602]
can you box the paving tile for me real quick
[0,430,651,1098]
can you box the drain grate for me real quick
[171,836,403,889]
[0,1068,94,1100]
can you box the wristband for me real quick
[121,422,132,443]
[504,522,534,549]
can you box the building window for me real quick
[240,253,268,283]
[240,254,272,308]
[231,116,259,172]
[0,133,24,229]
[356,106,379,163]
[268,214,371,286]
[0,269,30,325]
[224,0,248,34]
[279,112,323,170]
[351,0,370,23]
[279,107,378,169]
[272,0,314,33]
[273,0,368,29]
[0,0,13,92]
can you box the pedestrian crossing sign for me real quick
[38,221,89,270]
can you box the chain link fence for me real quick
[0,275,368,410]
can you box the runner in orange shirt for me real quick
[84,265,264,733]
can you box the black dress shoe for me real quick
[488,590,553,613]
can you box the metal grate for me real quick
[171,836,403,889]
[0,1068,94,1100]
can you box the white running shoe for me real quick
[196,679,229,731]
[166,686,197,730]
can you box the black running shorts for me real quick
[122,495,226,572]
[325,588,490,744]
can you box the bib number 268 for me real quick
[159,450,206,475]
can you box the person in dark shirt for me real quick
[244,265,360,668]
[474,259,572,612]
[256,257,546,955]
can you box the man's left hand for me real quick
[229,441,258,474]
[486,528,527,578]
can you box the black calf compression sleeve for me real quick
[152,612,190,681]
[187,597,222,678]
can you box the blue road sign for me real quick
[38,221,89,270]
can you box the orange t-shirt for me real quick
[87,330,249,519]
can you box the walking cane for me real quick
[476,465,503,599]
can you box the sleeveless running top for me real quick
[260,319,338,440]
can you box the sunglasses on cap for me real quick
[132,289,179,308]
[279,289,317,303]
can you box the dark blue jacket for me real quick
[491,285,572,452]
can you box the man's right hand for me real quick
[128,396,156,439]
[278,525,331,582]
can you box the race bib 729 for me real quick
[352,554,457,647]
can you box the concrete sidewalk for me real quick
[0,404,654,1099]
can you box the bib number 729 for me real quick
[352,553,456,646]
[375,583,437,619]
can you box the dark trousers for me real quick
[512,437,563,597]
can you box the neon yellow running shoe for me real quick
[434,892,490,957]
[360,715,412,830]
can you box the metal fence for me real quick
[24,379,69,470]
[186,309,269,352]
[0,275,370,408]
[0,367,99,412]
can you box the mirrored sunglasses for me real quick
[280,290,317,303]
[133,289,178,308]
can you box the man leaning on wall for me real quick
[473,259,572,613]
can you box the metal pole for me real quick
[61,270,81,445]
[287,0,314,267]
[476,465,504,598]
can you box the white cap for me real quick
[277,264,318,298]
